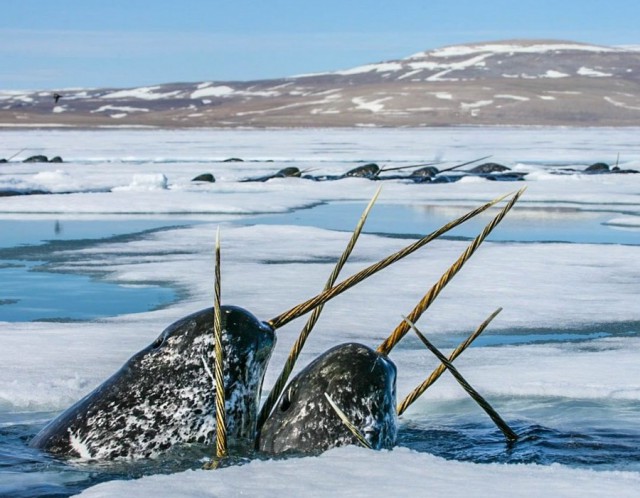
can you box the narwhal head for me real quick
[258,342,397,455]
[30,305,275,459]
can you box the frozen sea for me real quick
[1,127,639,497]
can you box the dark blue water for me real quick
[398,395,640,471]
[3,395,639,497]
[0,416,214,498]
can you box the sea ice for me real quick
[0,128,639,497]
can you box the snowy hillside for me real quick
[1,40,640,127]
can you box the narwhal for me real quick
[30,306,275,459]
[258,342,398,454]
[31,192,515,460]
[257,189,524,455]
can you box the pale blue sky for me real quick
[1,0,638,89]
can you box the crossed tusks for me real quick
[208,186,525,466]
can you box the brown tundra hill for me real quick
[2,39,640,128]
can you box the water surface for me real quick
[0,219,199,322]
[250,202,640,245]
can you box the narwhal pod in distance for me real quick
[30,306,275,460]
[258,343,398,455]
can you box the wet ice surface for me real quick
[1,128,639,497]
[249,202,640,245]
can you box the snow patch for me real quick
[112,174,168,191]
[460,100,494,110]
[409,42,622,59]
[397,69,423,80]
[430,92,453,100]
[352,97,392,113]
[577,67,613,77]
[427,54,492,81]
[542,70,570,78]
[101,87,181,101]
[406,61,441,71]
[335,62,403,76]
[190,86,235,99]
[0,91,32,101]
[92,105,149,113]
[604,96,640,111]
[495,95,530,102]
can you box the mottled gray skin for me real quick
[343,163,380,178]
[30,306,275,460]
[409,165,439,179]
[258,342,397,455]
[468,162,511,174]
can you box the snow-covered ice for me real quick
[76,446,640,498]
[0,127,639,497]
